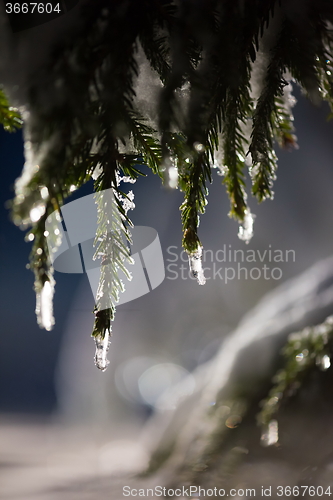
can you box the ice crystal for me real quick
[117,190,135,216]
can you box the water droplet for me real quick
[318,354,331,371]
[44,230,49,237]
[261,419,279,447]
[225,414,242,428]
[30,203,46,223]
[238,209,255,244]
[162,156,178,189]
[27,233,34,242]
[167,166,178,189]
[188,246,206,285]
[193,142,205,153]
[69,185,77,192]
[40,186,49,200]
[36,248,43,255]
[94,329,111,372]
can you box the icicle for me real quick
[261,419,279,447]
[188,246,206,285]
[238,209,255,244]
[162,155,178,189]
[166,165,178,189]
[40,186,49,200]
[29,202,46,223]
[317,354,331,371]
[94,329,111,372]
[36,279,55,331]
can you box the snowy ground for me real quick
[0,415,152,500]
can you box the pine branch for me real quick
[138,0,174,85]
[0,88,22,131]
[180,150,210,255]
[7,0,333,369]
[249,25,290,202]
[258,316,333,430]
[273,90,297,150]
[125,109,163,177]
[222,91,249,222]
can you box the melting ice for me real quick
[94,329,111,372]
[36,279,55,331]
[188,246,206,285]
[238,209,255,244]
[261,419,279,447]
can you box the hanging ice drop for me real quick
[162,155,178,189]
[188,246,206,285]
[238,209,255,244]
[36,279,55,331]
[261,419,279,447]
[94,329,111,372]
[318,354,331,371]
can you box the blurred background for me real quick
[1,82,333,497]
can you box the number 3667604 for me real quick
[5,3,61,14]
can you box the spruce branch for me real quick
[249,25,290,202]
[0,88,22,132]
[258,316,333,430]
[180,153,209,255]
[125,109,162,177]
[6,0,333,367]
